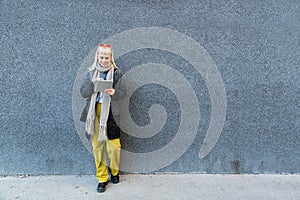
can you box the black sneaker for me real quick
[111,174,119,184]
[97,181,107,193]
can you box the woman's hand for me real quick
[104,88,115,95]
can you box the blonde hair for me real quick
[89,45,118,71]
[97,46,111,55]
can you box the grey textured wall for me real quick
[1,0,299,175]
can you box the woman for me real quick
[80,43,125,193]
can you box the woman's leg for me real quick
[92,103,108,183]
[106,138,121,177]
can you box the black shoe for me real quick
[97,181,107,193]
[111,174,119,184]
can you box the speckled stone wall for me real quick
[1,0,299,175]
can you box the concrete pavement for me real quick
[0,174,300,200]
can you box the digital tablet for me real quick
[94,79,113,92]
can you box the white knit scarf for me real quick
[85,63,114,141]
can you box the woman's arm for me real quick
[112,68,126,100]
[80,71,94,98]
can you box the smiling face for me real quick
[97,45,112,67]
[97,52,111,67]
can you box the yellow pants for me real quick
[92,103,121,183]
